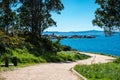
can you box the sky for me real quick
[45,0,103,32]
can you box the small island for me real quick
[43,34,96,39]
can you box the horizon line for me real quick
[44,30,103,32]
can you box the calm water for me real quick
[44,31,120,56]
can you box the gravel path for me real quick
[0,52,115,80]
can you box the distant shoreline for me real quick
[43,31,120,56]
[80,51,118,57]
[44,30,103,33]
[43,34,96,39]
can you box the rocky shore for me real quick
[43,34,96,39]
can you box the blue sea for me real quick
[43,30,120,56]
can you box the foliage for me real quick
[0,0,17,34]
[93,0,120,36]
[74,60,120,80]
[0,31,75,57]
[11,48,46,63]
[0,31,61,56]
[24,34,61,55]
[0,0,64,37]
[0,32,25,56]
[0,49,89,66]
[0,30,5,36]
[0,31,90,65]
[61,45,73,51]
[113,57,120,63]
[39,51,89,62]
[0,35,25,49]
[17,0,64,36]
[0,48,46,64]
[0,3,66,68]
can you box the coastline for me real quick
[0,52,115,80]
[80,51,118,57]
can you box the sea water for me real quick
[44,31,120,56]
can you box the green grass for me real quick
[0,49,89,64]
[74,58,120,80]
[42,51,90,62]
[0,48,46,64]
[0,49,90,72]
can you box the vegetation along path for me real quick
[0,52,115,80]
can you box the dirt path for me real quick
[0,52,115,80]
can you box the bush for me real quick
[61,45,73,51]
[0,32,63,56]
[113,57,120,63]
[25,36,61,56]
[0,48,46,64]
[42,51,90,62]
[12,48,46,63]
[0,35,25,50]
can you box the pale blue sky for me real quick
[45,0,103,32]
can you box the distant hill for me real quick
[44,30,103,33]
[79,30,102,33]
[43,30,104,36]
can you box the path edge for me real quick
[71,67,87,80]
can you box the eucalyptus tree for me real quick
[18,0,64,37]
[0,0,17,34]
[92,0,120,36]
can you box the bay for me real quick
[44,30,120,56]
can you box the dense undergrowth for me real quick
[0,30,90,70]
[74,57,120,80]
[0,48,89,64]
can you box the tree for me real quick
[0,0,17,34]
[18,0,64,37]
[92,0,120,36]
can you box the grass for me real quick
[74,58,120,80]
[0,48,46,64]
[42,51,90,62]
[0,49,90,72]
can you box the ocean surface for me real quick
[43,30,120,56]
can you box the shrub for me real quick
[113,57,120,63]
[61,45,72,51]
[0,35,25,50]
[11,48,46,63]
[0,48,46,64]
[42,51,90,62]
[25,36,62,56]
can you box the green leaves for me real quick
[0,0,64,36]
[0,0,18,34]
[18,0,64,36]
[93,0,120,36]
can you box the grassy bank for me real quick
[74,58,120,80]
[0,48,90,72]
[0,31,90,72]
[0,48,90,64]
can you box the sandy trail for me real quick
[0,52,115,80]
